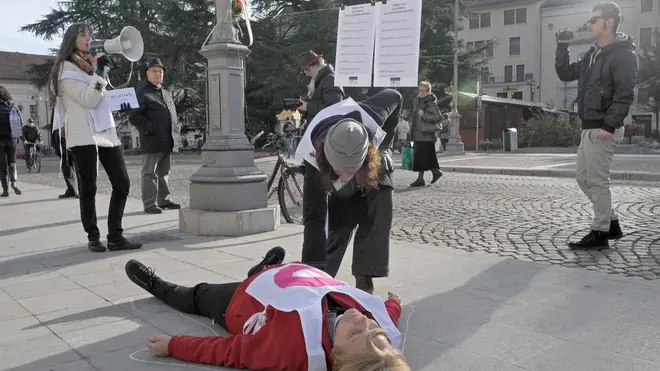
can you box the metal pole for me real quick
[446,0,464,153]
[475,79,481,151]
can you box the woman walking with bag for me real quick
[410,81,443,187]
[47,23,142,252]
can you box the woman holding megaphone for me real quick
[47,23,142,253]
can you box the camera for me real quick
[283,98,304,110]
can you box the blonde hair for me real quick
[418,81,432,91]
[332,328,411,371]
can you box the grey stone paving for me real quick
[22,156,660,280]
[3,183,660,370]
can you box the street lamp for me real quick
[179,0,279,236]
[446,0,465,153]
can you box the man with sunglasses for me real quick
[555,2,636,250]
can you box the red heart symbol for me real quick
[274,264,346,288]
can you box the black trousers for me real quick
[69,145,130,242]
[0,137,17,190]
[54,134,77,194]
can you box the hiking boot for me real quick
[609,220,623,240]
[568,230,609,250]
[88,240,107,253]
[107,237,143,251]
[430,169,443,184]
[125,259,159,292]
[410,178,425,187]
[247,246,286,277]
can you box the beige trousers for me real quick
[575,127,624,232]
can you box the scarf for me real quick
[71,50,97,75]
[306,64,326,99]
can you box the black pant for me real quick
[58,137,77,194]
[0,137,17,190]
[24,143,35,167]
[69,145,130,242]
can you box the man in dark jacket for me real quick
[297,50,345,126]
[129,58,181,214]
[0,85,21,197]
[21,118,41,169]
[555,2,636,250]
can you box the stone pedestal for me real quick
[445,110,465,154]
[179,1,279,236]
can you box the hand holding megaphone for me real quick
[89,26,144,62]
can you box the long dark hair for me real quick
[0,84,12,104]
[47,23,94,105]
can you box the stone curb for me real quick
[441,166,660,181]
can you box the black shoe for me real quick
[107,237,143,251]
[431,169,443,184]
[609,220,623,240]
[88,240,107,253]
[125,259,158,292]
[247,246,286,277]
[11,184,21,195]
[410,179,425,187]
[568,231,609,250]
[159,202,181,210]
[144,206,163,214]
[58,190,78,199]
[0,190,8,197]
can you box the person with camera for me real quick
[555,2,636,250]
[48,23,142,252]
[0,85,21,197]
[297,50,346,126]
[21,118,42,170]
[298,88,402,295]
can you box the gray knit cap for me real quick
[323,118,369,174]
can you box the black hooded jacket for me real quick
[555,33,637,133]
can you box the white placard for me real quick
[334,3,379,87]
[107,87,139,111]
[373,0,423,87]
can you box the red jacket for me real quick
[168,264,402,370]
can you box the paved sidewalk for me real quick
[2,183,660,370]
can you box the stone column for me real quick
[179,0,280,236]
[445,0,465,154]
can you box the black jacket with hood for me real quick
[555,32,637,133]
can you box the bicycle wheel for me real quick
[35,154,41,173]
[277,167,304,224]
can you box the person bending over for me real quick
[125,246,411,371]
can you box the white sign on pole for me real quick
[373,0,423,87]
[334,3,379,87]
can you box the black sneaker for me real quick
[144,206,163,214]
[125,259,158,292]
[11,184,21,195]
[410,179,425,187]
[107,237,143,251]
[568,231,609,250]
[88,240,107,253]
[608,220,623,240]
[0,190,8,197]
[247,246,286,277]
[431,169,443,184]
[159,202,181,210]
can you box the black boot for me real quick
[430,169,443,184]
[125,259,159,293]
[609,220,623,240]
[0,189,8,197]
[107,236,143,251]
[247,246,286,277]
[10,182,21,195]
[355,275,374,294]
[568,231,609,250]
[88,239,107,253]
[410,172,425,187]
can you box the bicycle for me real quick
[25,142,41,173]
[253,131,305,224]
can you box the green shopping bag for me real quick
[401,145,414,170]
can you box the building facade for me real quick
[461,0,660,133]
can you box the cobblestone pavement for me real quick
[21,159,660,279]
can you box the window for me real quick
[486,44,493,57]
[474,40,484,51]
[469,12,491,29]
[504,65,513,82]
[516,64,525,82]
[497,92,508,98]
[512,92,523,100]
[640,27,653,48]
[641,0,653,12]
[466,41,474,49]
[509,37,521,55]
[504,8,527,25]
[467,40,494,57]
[480,67,490,84]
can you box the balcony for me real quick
[479,73,536,86]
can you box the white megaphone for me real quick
[89,26,144,62]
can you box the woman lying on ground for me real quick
[125,246,411,371]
